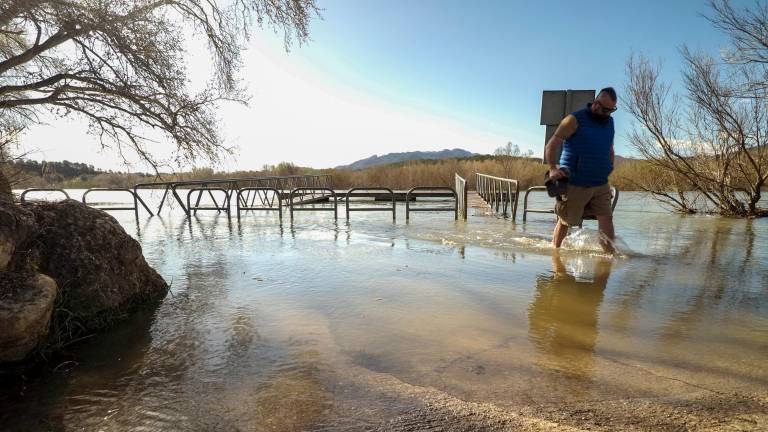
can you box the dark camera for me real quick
[544,167,570,200]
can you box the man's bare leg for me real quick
[551,249,566,274]
[552,221,569,248]
[596,214,615,254]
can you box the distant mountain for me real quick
[336,148,480,170]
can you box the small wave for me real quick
[407,227,640,259]
[561,228,634,258]
[509,234,554,250]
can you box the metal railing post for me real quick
[475,173,520,221]
[405,187,458,220]
[82,188,151,216]
[454,173,467,220]
[345,188,396,220]
[236,187,282,220]
[20,188,70,203]
[185,187,231,218]
[290,187,337,220]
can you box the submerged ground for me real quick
[2,191,767,431]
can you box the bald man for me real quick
[544,88,617,253]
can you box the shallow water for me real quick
[2,190,768,430]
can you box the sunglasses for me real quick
[595,100,618,114]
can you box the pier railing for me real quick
[132,174,333,215]
[345,187,396,220]
[522,185,619,222]
[17,175,475,226]
[454,174,468,220]
[475,173,520,221]
[290,187,338,220]
[186,187,231,215]
[82,188,153,219]
[236,187,282,219]
[405,187,458,220]
[19,188,70,203]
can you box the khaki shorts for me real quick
[554,183,613,226]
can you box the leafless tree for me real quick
[494,141,533,179]
[0,0,319,201]
[0,125,22,201]
[624,0,768,217]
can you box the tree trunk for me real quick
[0,168,14,203]
[748,188,761,216]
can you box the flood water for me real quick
[2,190,767,431]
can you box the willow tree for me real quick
[624,0,767,217]
[0,0,319,201]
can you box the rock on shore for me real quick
[0,274,58,362]
[0,199,168,363]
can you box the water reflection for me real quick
[528,253,612,381]
[185,213,235,240]
[0,307,163,431]
[742,219,755,273]
[236,215,284,237]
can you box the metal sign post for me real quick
[540,89,595,164]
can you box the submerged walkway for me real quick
[468,191,494,216]
[20,172,587,223]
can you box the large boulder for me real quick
[23,199,168,329]
[0,273,57,362]
[0,199,168,362]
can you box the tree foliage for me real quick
[0,0,319,175]
[624,0,768,217]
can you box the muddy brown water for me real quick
[2,190,767,431]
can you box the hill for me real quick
[336,148,480,170]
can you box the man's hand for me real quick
[548,167,565,181]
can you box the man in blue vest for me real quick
[544,87,617,253]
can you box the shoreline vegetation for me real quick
[7,155,669,193]
[9,154,766,216]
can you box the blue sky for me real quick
[295,0,729,157]
[22,0,740,169]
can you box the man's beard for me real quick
[594,112,611,121]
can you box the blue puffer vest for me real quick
[559,103,614,187]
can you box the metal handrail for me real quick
[475,173,520,221]
[455,174,468,220]
[133,174,333,216]
[135,174,332,190]
[522,186,551,222]
[289,187,337,220]
[186,187,231,216]
[20,188,70,203]
[522,185,619,222]
[236,187,282,220]
[405,187,458,220]
[345,187,395,220]
[82,188,153,218]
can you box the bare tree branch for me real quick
[626,50,767,217]
[0,0,319,179]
